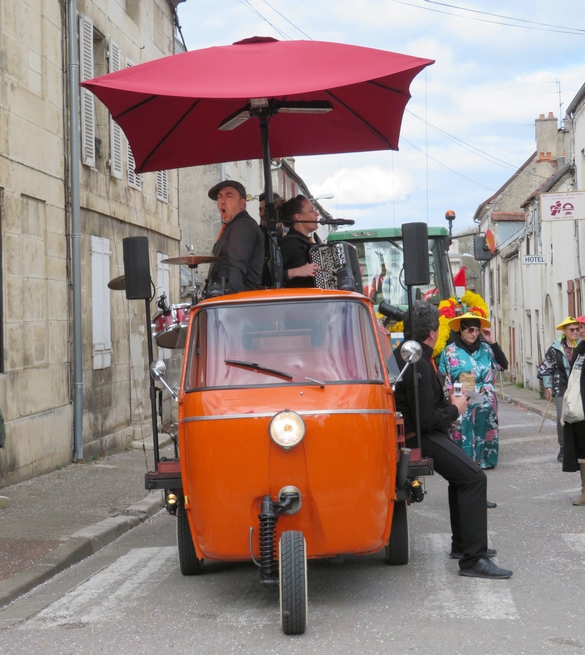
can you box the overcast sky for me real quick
[176,0,585,233]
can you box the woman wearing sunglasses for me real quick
[439,309,508,477]
[537,317,582,464]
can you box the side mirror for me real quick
[392,340,423,391]
[400,340,422,364]
[150,359,178,401]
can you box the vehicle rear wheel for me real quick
[177,500,204,575]
[384,500,409,565]
[279,530,307,635]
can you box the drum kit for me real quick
[108,254,220,350]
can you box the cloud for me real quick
[308,166,415,207]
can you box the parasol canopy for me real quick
[80,36,433,174]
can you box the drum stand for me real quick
[145,294,161,470]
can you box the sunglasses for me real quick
[566,327,581,333]
[462,326,481,334]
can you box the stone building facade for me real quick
[0,0,184,485]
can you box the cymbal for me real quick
[161,255,221,266]
[107,275,126,290]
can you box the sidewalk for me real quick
[0,436,174,608]
[0,383,550,610]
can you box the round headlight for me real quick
[269,410,305,450]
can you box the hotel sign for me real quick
[523,255,546,264]
[541,191,585,221]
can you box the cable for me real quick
[424,1,585,34]
[260,0,313,39]
[406,109,519,171]
[401,135,495,191]
[238,0,292,40]
[392,0,585,35]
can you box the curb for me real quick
[0,493,163,608]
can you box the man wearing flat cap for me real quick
[205,180,264,296]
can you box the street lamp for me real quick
[310,194,335,201]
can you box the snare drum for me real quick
[152,303,190,349]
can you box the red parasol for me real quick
[80,36,433,174]
[81,36,433,286]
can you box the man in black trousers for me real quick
[394,300,513,579]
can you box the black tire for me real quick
[279,530,307,635]
[177,500,204,575]
[384,500,409,565]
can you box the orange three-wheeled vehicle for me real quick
[147,287,430,635]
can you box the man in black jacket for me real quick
[394,300,513,579]
[205,181,264,296]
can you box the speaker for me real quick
[474,235,494,261]
[123,236,151,299]
[402,222,430,286]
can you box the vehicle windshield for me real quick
[350,238,454,307]
[185,299,384,390]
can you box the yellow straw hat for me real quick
[556,316,580,330]
[449,309,491,332]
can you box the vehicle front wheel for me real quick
[177,500,204,575]
[384,500,409,565]
[279,530,307,635]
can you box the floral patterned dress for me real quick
[439,342,504,468]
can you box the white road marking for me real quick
[422,534,518,620]
[23,547,177,629]
[562,533,585,551]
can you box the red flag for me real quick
[453,266,467,287]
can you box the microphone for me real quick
[318,218,355,226]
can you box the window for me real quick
[525,311,532,360]
[79,14,96,168]
[185,300,384,390]
[156,171,168,203]
[108,39,123,179]
[91,236,112,369]
[126,57,142,190]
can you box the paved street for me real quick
[1,398,584,654]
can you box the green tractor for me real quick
[327,226,456,311]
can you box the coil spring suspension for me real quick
[258,494,277,583]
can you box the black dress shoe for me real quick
[450,547,497,560]
[458,558,513,579]
[557,448,564,463]
[486,500,497,508]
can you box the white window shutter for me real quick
[125,57,142,189]
[156,170,168,203]
[108,39,123,179]
[91,236,112,369]
[79,14,95,168]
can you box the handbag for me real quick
[562,354,585,424]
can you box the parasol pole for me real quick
[257,108,283,288]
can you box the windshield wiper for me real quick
[224,360,326,387]
[225,360,293,381]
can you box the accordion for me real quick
[309,242,363,294]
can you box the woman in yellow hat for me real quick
[439,308,508,473]
[537,316,582,463]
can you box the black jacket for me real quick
[394,341,459,437]
[208,210,264,293]
[280,227,315,288]
[563,339,585,472]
